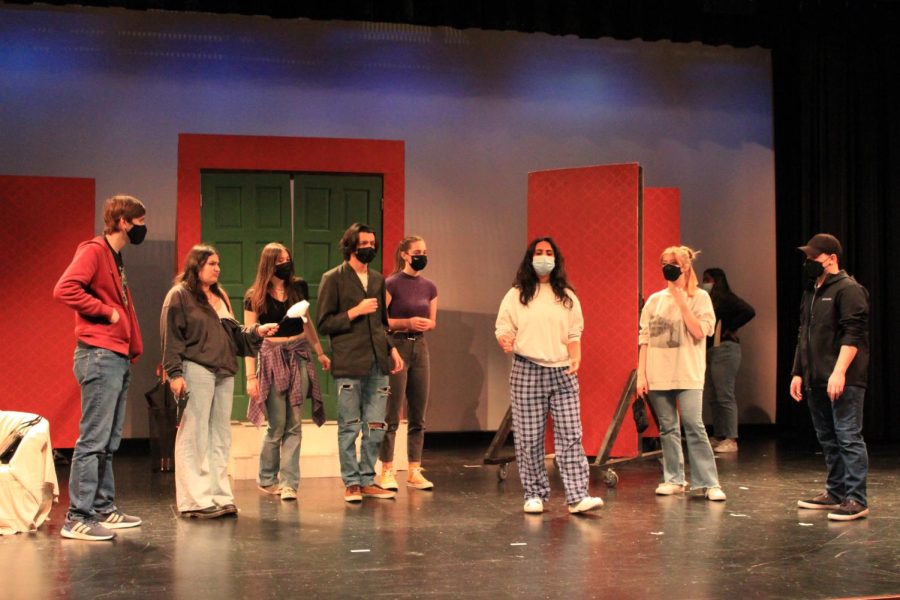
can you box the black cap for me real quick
[798,233,842,259]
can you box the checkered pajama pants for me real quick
[510,355,590,505]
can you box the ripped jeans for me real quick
[335,360,389,487]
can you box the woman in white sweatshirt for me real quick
[495,237,603,515]
[637,245,725,501]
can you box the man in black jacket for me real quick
[790,233,870,521]
[317,223,403,503]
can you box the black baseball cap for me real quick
[798,233,842,259]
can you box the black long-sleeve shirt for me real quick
[708,291,756,344]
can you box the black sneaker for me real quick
[61,519,116,541]
[220,504,238,516]
[797,492,841,510]
[828,499,870,521]
[98,509,142,529]
[181,506,229,519]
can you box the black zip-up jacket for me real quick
[791,270,869,388]
[316,262,394,378]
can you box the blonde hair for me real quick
[660,245,701,296]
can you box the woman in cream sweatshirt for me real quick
[637,245,725,501]
[495,237,603,515]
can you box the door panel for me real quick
[296,174,383,420]
[201,172,292,420]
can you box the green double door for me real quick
[200,171,383,421]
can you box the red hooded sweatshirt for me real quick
[53,236,143,361]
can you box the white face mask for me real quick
[532,256,555,277]
[700,282,714,292]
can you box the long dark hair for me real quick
[702,267,732,305]
[175,244,231,313]
[514,237,574,308]
[245,242,302,313]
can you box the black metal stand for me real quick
[483,406,516,481]
[591,368,661,487]
[483,369,662,485]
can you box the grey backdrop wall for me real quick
[0,4,775,440]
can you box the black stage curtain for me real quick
[772,8,900,441]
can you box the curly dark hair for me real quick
[514,237,574,308]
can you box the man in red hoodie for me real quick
[53,195,147,541]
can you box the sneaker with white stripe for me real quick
[61,519,116,541]
[98,509,142,529]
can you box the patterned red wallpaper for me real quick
[528,164,641,457]
[0,175,95,447]
[641,187,682,438]
[642,187,681,301]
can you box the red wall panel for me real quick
[528,164,641,457]
[642,187,681,300]
[641,187,681,438]
[177,133,404,273]
[0,175,95,447]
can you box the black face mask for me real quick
[409,255,428,271]
[274,262,293,281]
[355,247,376,264]
[662,263,682,282]
[126,223,147,245]
[803,259,825,281]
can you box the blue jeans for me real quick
[258,362,308,490]
[648,389,720,489]
[704,341,742,439]
[807,385,868,506]
[175,361,235,512]
[68,346,131,522]
[335,361,389,487]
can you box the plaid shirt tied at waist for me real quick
[247,337,325,427]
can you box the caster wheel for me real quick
[498,463,509,481]
[604,469,619,487]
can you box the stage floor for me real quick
[2,437,899,599]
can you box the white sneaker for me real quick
[523,498,544,513]
[655,482,687,496]
[568,496,604,514]
[714,439,738,453]
[280,487,297,501]
[705,487,727,501]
